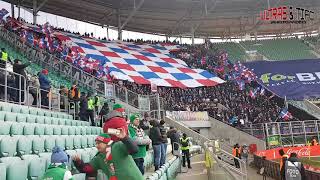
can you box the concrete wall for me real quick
[209,117,266,151]
[199,128,210,137]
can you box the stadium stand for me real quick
[240,38,317,60]
[212,42,246,62]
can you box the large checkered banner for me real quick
[55,32,225,88]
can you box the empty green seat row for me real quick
[0,121,102,136]
[0,148,94,180]
[0,111,89,126]
[0,102,73,120]
[0,135,98,158]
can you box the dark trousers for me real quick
[134,158,145,175]
[79,110,88,122]
[87,110,95,126]
[40,90,49,108]
[234,158,240,168]
[182,149,191,168]
[14,76,26,103]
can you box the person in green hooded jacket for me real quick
[128,114,151,175]
[41,146,74,180]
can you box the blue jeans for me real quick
[153,144,161,170]
[134,158,145,175]
[160,143,167,166]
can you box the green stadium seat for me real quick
[0,111,5,121]
[16,114,27,123]
[51,118,59,125]
[73,136,81,149]
[76,149,90,163]
[10,122,24,135]
[1,104,12,112]
[65,136,74,150]
[37,109,45,116]
[27,115,37,123]
[43,136,55,152]
[87,135,95,148]
[76,120,82,126]
[75,127,81,135]
[65,150,77,170]
[65,120,72,126]
[34,124,45,135]
[68,127,76,135]
[73,173,86,180]
[44,117,52,125]
[0,121,11,135]
[21,155,46,180]
[32,136,45,154]
[36,116,45,124]
[68,115,73,120]
[4,112,17,122]
[61,126,69,135]
[23,123,35,135]
[55,136,65,150]
[80,127,86,135]
[39,153,51,170]
[11,105,21,113]
[44,126,54,135]
[71,120,77,126]
[20,106,29,114]
[0,163,6,180]
[58,118,66,125]
[91,127,97,135]
[17,136,32,156]
[29,108,38,116]
[44,111,52,117]
[53,125,62,135]
[51,112,59,118]
[0,136,17,157]
[57,113,65,119]
[86,127,92,135]
[0,157,28,180]
[80,136,88,148]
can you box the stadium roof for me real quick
[6,0,320,38]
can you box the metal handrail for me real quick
[165,115,248,180]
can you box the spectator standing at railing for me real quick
[38,69,51,108]
[69,82,81,114]
[59,86,69,111]
[87,93,96,126]
[149,120,163,171]
[128,114,151,175]
[159,120,168,166]
[281,152,306,180]
[0,48,12,69]
[79,92,88,122]
[13,59,30,103]
[28,74,40,106]
[98,102,109,126]
[167,127,180,155]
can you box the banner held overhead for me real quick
[244,59,320,100]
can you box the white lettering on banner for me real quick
[166,111,209,121]
[296,73,316,81]
[286,147,310,156]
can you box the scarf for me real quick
[130,124,144,137]
[105,144,117,180]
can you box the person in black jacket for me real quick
[149,120,163,171]
[13,59,30,103]
[98,102,109,127]
[167,127,180,154]
[79,92,88,121]
[159,120,168,166]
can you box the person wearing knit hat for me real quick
[73,132,144,180]
[103,106,129,142]
[128,114,151,175]
[40,146,74,180]
[38,68,51,108]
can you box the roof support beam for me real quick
[33,0,37,24]
[117,9,122,40]
[35,0,48,12]
[120,0,144,30]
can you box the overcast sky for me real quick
[0,1,207,44]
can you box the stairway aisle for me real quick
[176,154,208,180]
